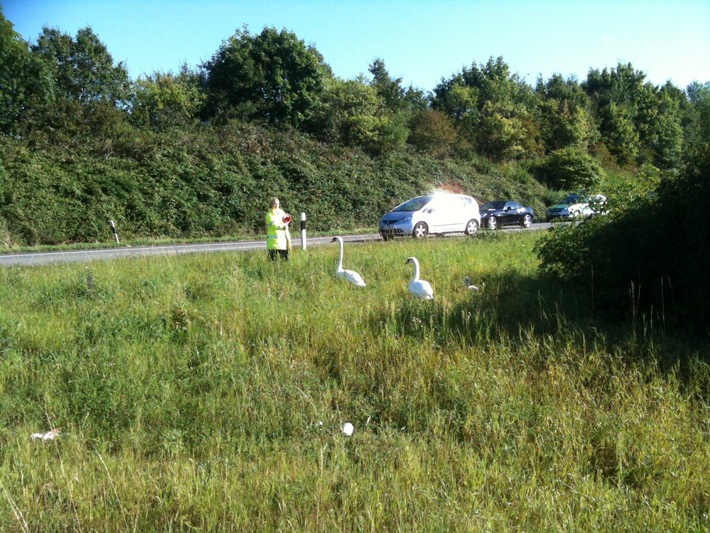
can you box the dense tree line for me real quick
[0,10,707,237]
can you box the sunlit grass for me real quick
[0,232,708,531]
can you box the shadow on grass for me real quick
[368,267,710,380]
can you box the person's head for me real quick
[269,197,280,209]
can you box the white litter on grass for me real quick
[31,428,61,441]
[341,422,354,436]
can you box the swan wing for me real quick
[341,269,366,287]
[409,280,434,299]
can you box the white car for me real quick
[379,194,481,240]
[546,193,607,221]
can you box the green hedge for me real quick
[1,123,551,245]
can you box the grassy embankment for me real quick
[0,231,708,531]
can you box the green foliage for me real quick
[433,57,542,160]
[31,26,130,105]
[0,10,54,134]
[407,109,459,158]
[202,26,328,128]
[1,120,552,245]
[536,154,710,333]
[684,81,710,162]
[536,74,599,151]
[584,63,685,169]
[533,147,605,190]
[130,66,205,131]
[0,235,708,529]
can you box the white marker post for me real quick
[109,220,120,244]
[300,212,307,250]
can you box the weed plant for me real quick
[0,232,708,531]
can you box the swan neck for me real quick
[410,259,420,281]
[336,238,344,271]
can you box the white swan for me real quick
[331,237,366,287]
[464,276,483,291]
[405,257,434,299]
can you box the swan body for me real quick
[405,257,434,299]
[331,237,366,287]
[464,276,482,291]
[31,428,61,441]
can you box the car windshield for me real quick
[482,201,506,210]
[393,196,433,212]
[562,194,582,204]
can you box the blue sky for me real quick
[3,0,709,91]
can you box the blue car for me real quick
[480,200,535,230]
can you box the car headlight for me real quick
[401,215,412,221]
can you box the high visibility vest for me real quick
[265,208,289,250]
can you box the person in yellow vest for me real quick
[265,197,291,261]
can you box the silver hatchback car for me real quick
[379,194,481,240]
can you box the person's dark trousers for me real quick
[269,250,289,261]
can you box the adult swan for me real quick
[405,257,434,300]
[331,237,366,287]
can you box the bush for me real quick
[534,147,605,191]
[536,154,710,334]
[0,124,556,245]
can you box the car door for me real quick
[423,197,449,232]
[446,195,468,231]
[428,195,463,232]
[502,201,521,225]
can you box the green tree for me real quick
[25,26,131,141]
[535,74,598,152]
[536,151,710,333]
[202,26,328,128]
[313,77,407,156]
[0,9,53,133]
[432,57,541,160]
[407,109,459,158]
[31,26,130,105]
[583,63,684,169]
[534,146,605,191]
[682,81,710,163]
[130,66,205,131]
[369,58,405,112]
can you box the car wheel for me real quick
[487,216,498,230]
[521,214,533,228]
[412,222,428,239]
[465,219,479,236]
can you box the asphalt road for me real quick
[0,224,551,267]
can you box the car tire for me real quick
[465,219,479,236]
[487,216,498,230]
[521,214,533,228]
[412,222,428,239]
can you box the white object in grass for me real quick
[342,422,354,436]
[31,428,60,441]
[405,257,434,300]
[464,276,482,291]
[331,237,366,287]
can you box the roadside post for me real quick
[109,220,120,244]
[301,212,307,250]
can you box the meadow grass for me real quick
[0,232,708,531]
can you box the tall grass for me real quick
[0,232,708,531]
